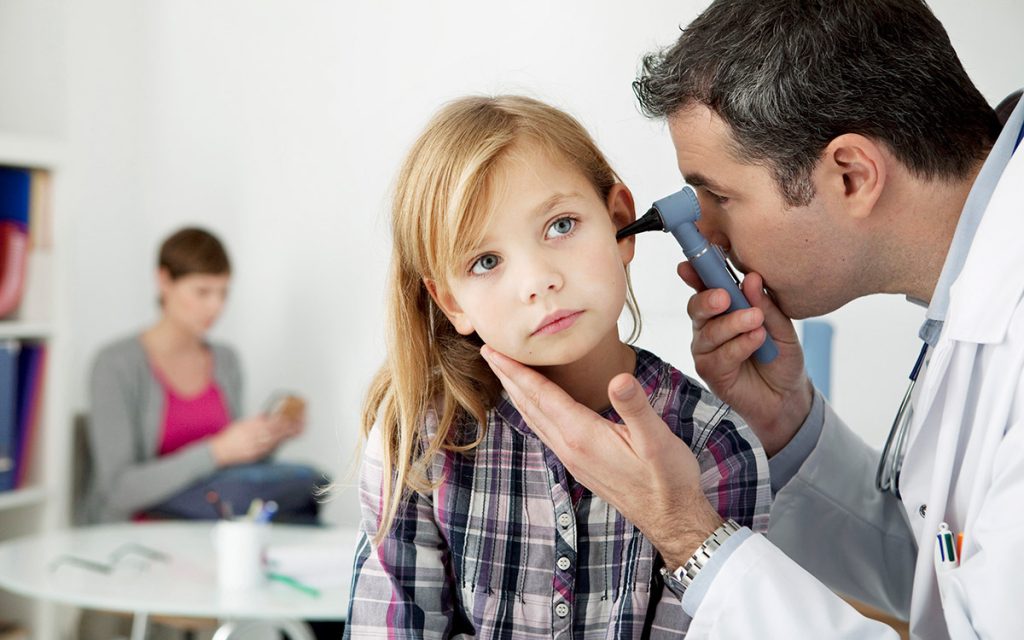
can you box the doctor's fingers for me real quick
[480,346,606,456]
[690,300,766,357]
[676,261,708,294]
[740,272,799,343]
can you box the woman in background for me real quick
[83,226,303,524]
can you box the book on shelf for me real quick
[14,341,45,488]
[0,340,18,489]
[0,338,45,492]
[28,169,53,251]
[0,167,31,320]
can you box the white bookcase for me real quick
[0,133,68,639]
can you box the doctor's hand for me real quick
[679,263,813,456]
[481,345,723,568]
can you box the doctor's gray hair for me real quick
[634,0,1001,207]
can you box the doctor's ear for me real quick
[608,184,637,264]
[820,133,886,220]
[423,278,475,336]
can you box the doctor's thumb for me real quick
[609,374,668,453]
[744,272,798,342]
[609,374,652,420]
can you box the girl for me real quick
[346,96,770,637]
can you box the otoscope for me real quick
[616,186,778,364]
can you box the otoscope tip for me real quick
[616,207,666,240]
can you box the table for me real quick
[0,521,356,640]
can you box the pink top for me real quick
[152,364,231,456]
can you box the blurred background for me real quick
[1,0,1020,527]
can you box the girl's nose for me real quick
[519,259,564,303]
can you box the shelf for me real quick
[0,322,53,340]
[0,487,46,513]
[0,132,64,170]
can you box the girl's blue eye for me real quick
[546,216,576,239]
[470,253,500,275]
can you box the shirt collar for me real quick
[494,346,663,436]
[917,94,1024,346]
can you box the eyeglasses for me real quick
[875,343,929,499]
[49,543,169,574]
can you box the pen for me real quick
[254,500,278,524]
[268,571,321,597]
[936,522,958,568]
[247,498,265,521]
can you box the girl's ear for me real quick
[608,183,637,265]
[423,278,475,335]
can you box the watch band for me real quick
[661,518,741,598]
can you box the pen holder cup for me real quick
[213,520,269,591]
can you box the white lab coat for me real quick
[687,137,1024,637]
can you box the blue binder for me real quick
[0,340,20,491]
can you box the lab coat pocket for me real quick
[934,565,975,639]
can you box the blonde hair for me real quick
[363,95,640,541]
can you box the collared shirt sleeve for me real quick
[768,388,826,494]
[344,425,463,639]
[692,392,773,534]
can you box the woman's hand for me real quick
[481,346,722,567]
[209,413,300,467]
[679,263,814,456]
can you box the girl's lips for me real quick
[532,310,583,336]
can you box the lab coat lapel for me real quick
[899,144,1024,639]
[945,143,1024,344]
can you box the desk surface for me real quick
[0,521,356,620]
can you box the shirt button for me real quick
[558,512,572,528]
[918,504,927,518]
[556,556,571,571]
[555,602,570,618]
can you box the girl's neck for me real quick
[142,317,205,357]
[534,333,637,413]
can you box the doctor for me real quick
[480,0,1024,637]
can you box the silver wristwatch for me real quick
[660,519,741,599]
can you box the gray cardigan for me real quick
[83,335,243,523]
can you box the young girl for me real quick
[346,96,770,637]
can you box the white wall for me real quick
[57,0,1023,525]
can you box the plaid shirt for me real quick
[346,348,770,639]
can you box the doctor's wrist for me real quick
[657,498,723,569]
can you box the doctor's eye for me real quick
[707,191,729,205]
[470,253,501,275]
[545,216,577,239]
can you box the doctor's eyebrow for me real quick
[684,173,728,194]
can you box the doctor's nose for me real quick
[694,197,731,252]
[519,260,564,303]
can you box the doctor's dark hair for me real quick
[633,0,1001,207]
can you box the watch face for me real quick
[660,567,687,600]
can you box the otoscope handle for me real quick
[683,241,779,364]
[652,186,778,364]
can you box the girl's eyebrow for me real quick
[532,192,583,217]
[471,191,587,250]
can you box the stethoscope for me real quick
[876,113,1024,498]
[875,342,929,498]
